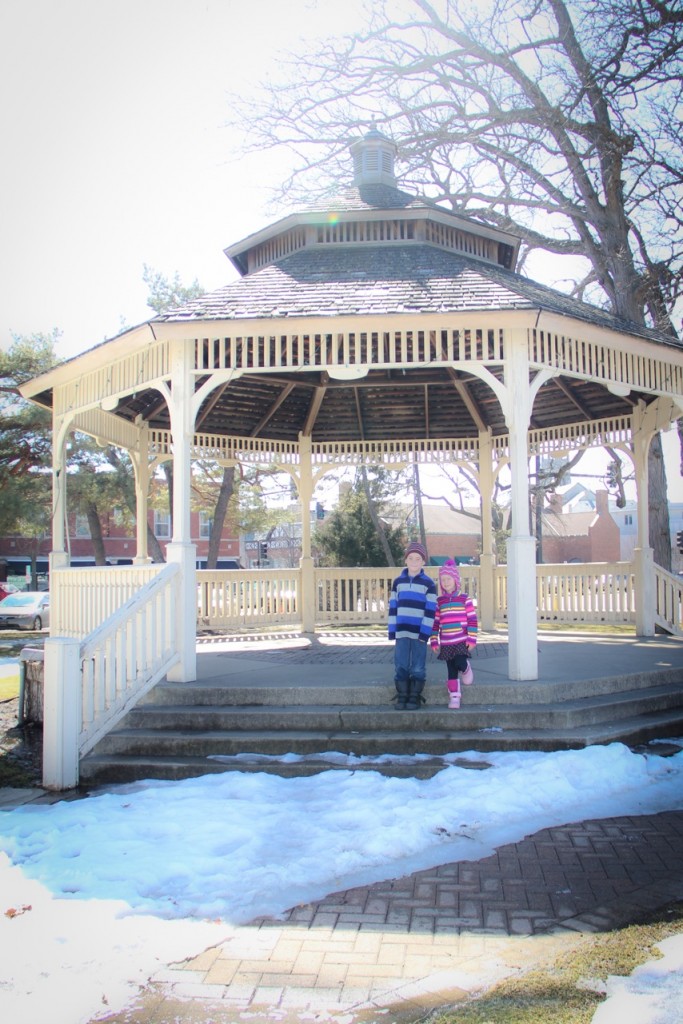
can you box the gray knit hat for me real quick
[405,541,428,562]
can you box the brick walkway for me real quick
[103,810,683,1024]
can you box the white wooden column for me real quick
[132,422,151,565]
[477,429,495,630]
[631,401,656,636]
[165,339,196,681]
[298,434,315,633]
[49,414,70,573]
[502,333,538,680]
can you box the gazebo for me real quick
[20,128,683,786]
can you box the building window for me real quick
[624,514,633,526]
[200,512,213,539]
[154,511,171,538]
[75,514,90,538]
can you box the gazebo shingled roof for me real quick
[23,126,681,453]
[132,236,677,445]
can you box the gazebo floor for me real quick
[78,630,683,785]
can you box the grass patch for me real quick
[536,623,635,634]
[0,752,36,788]
[428,905,683,1024]
[0,676,20,701]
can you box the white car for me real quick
[0,592,50,631]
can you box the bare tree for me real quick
[232,0,682,567]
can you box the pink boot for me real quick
[460,662,474,686]
[447,679,461,709]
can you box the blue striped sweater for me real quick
[388,568,437,642]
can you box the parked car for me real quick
[0,592,50,631]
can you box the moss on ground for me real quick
[0,752,37,787]
[428,904,683,1024]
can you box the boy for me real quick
[388,542,437,710]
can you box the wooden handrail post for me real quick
[43,637,82,791]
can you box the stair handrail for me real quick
[42,562,181,790]
[653,563,683,637]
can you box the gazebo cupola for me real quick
[349,124,398,187]
[224,128,521,277]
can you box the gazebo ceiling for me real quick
[114,362,639,445]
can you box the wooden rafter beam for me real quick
[356,385,366,438]
[303,386,327,436]
[195,380,230,431]
[446,368,487,432]
[251,382,296,436]
[552,377,593,419]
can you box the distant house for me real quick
[401,504,481,562]
[0,509,242,576]
[611,498,683,567]
[398,488,621,565]
[541,490,620,563]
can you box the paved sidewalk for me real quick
[95,809,683,1024]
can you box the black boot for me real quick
[405,678,425,710]
[394,678,409,710]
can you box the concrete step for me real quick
[79,707,683,785]
[123,683,683,734]
[78,653,683,786]
[139,666,683,709]
[91,700,683,758]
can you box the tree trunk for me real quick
[147,525,166,563]
[163,462,173,533]
[206,466,235,569]
[29,536,39,591]
[413,464,427,551]
[86,503,108,565]
[649,433,671,570]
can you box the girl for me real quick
[430,560,478,709]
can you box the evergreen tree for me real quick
[314,471,407,566]
[0,333,58,580]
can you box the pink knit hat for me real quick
[439,559,461,590]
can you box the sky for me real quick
[0,0,366,360]
[0,741,682,1022]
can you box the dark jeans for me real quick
[444,653,469,678]
[394,637,427,686]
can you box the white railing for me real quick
[494,562,635,624]
[197,569,300,629]
[195,563,635,630]
[536,562,635,623]
[315,568,394,625]
[43,563,181,789]
[314,566,480,625]
[51,564,163,638]
[196,565,480,630]
[654,564,683,637]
